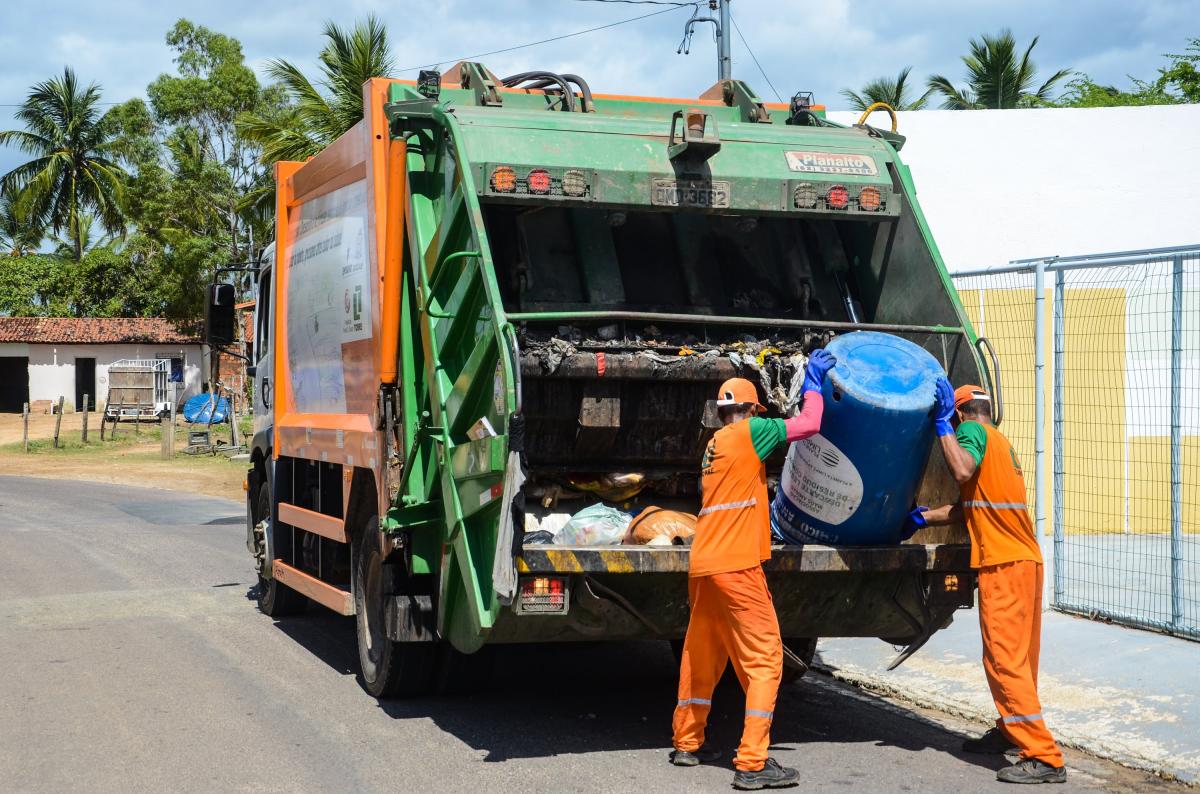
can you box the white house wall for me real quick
[826,104,1200,270]
[11,343,203,410]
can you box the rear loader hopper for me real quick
[218,63,995,697]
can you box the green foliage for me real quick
[0,187,44,256]
[840,67,933,112]
[0,67,128,260]
[927,29,1072,109]
[0,255,67,315]
[1159,37,1200,103]
[237,15,395,164]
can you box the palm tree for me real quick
[237,16,395,163]
[0,67,126,260]
[841,67,934,111]
[0,188,44,256]
[927,30,1073,109]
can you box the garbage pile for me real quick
[525,502,697,547]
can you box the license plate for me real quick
[651,179,731,209]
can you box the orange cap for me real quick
[954,384,990,409]
[715,377,766,414]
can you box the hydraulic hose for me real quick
[500,71,578,112]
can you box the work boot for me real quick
[996,759,1067,784]
[732,758,800,790]
[962,727,1018,754]
[669,745,721,766]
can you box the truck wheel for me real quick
[353,517,435,698]
[781,637,818,684]
[254,483,307,617]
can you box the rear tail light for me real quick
[943,574,960,592]
[857,186,883,212]
[527,169,552,195]
[793,182,818,209]
[825,184,849,210]
[516,576,569,614]
[490,166,517,193]
[562,169,588,197]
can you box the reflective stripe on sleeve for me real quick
[963,500,1028,510]
[1002,712,1044,724]
[677,697,712,707]
[698,498,758,517]
[745,708,774,720]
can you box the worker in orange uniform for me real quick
[671,350,835,791]
[910,380,1067,784]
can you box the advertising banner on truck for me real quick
[285,180,371,414]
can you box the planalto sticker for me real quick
[785,151,878,176]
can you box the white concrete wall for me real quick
[826,104,1200,270]
[0,342,203,411]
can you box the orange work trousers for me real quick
[978,559,1064,767]
[672,566,782,772]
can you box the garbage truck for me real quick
[209,64,1000,697]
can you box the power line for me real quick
[729,12,782,102]
[396,3,696,72]
[572,0,697,5]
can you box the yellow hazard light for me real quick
[242,479,249,492]
[490,166,517,193]
[858,186,883,212]
[944,574,960,592]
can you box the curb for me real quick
[813,660,1197,786]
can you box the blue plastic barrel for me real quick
[772,331,944,545]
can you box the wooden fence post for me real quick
[52,396,64,449]
[161,414,173,459]
[81,394,89,443]
[22,402,29,452]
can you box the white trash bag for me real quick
[553,503,631,546]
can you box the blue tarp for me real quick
[183,394,230,424]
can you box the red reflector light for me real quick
[527,168,552,195]
[490,166,517,193]
[858,186,882,212]
[518,576,568,613]
[826,184,849,210]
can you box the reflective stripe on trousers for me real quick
[698,498,757,517]
[1003,712,1044,724]
[745,708,773,720]
[677,698,712,707]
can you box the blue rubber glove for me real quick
[901,505,929,541]
[803,349,837,393]
[933,376,956,437]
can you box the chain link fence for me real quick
[952,246,1199,640]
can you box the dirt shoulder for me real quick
[0,414,245,501]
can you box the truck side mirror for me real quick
[205,283,236,346]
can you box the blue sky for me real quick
[1,0,1197,178]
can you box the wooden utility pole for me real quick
[81,394,89,443]
[22,402,29,452]
[52,396,64,448]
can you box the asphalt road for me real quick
[0,475,1180,793]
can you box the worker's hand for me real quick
[900,506,929,541]
[802,349,837,393]
[933,377,955,437]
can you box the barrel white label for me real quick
[780,433,863,525]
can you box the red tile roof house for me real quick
[0,318,204,414]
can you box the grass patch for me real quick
[2,420,240,455]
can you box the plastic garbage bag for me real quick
[182,393,229,424]
[623,506,697,545]
[567,472,647,502]
[523,530,555,544]
[553,503,631,546]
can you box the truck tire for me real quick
[353,517,436,698]
[254,483,307,617]
[780,637,818,684]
